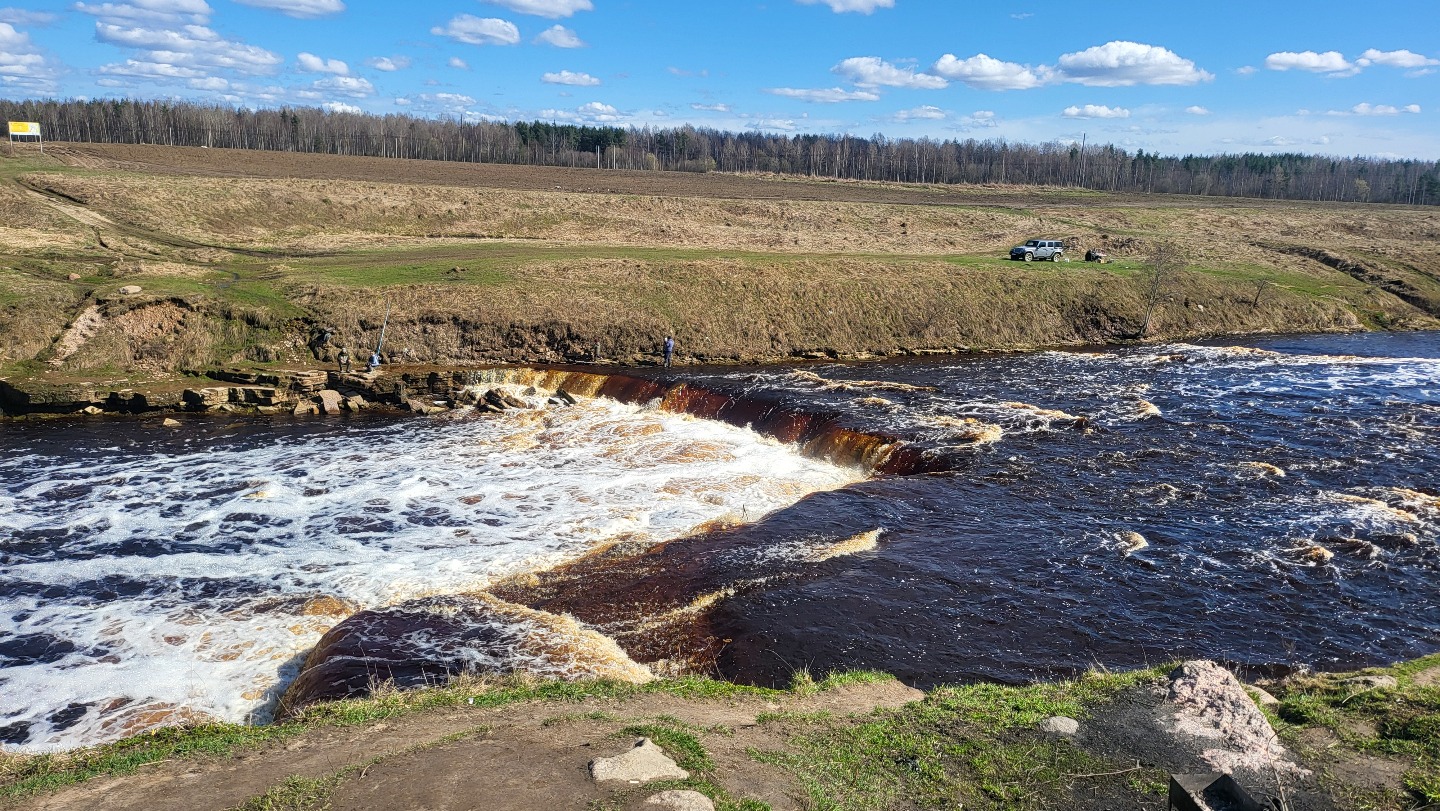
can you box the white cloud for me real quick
[833,56,946,89]
[448,56,468,69]
[1055,41,1212,86]
[796,0,893,13]
[1264,50,1356,76]
[74,0,211,25]
[97,58,204,79]
[233,0,343,16]
[540,100,623,123]
[187,75,226,90]
[1062,104,1130,119]
[691,102,730,112]
[323,100,362,114]
[764,86,881,103]
[1010,12,1032,19]
[1356,48,1440,71]
[541,69,599,86]
[667,66,708,78]
[312,74,373,97]
[1235,65,1256,75]
[962,110,998,128]
[931,53,1046,90]
[481,0,591,18]
[535,24,583,48]
[1185,105,1209,115]
[431,15,520,46]
[366,56,409,71]
[892,104,946,121]
[0,21,60,92]
[95,23,283,74]
[0,8,58,25]
[297,51,347,74]
[1347,102,1422,116]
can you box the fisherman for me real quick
[368,351,381,373]
[663,335,675,368]
[337,346,351,373]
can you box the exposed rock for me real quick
[317,389,344,414]
[81,405,103,415]
[501,393,527,409]
[342,395,366,412]
[1342,674,1397,690]
[1165,660,1308,778]
[1119,531,1149,554]
[1246,685,1280,708]
[67,273,82,281]
[1038,716,1079,735]
[300,596,357,618]
[292,402,318,416]
[405,397,435,415]
[161,417,181,428]
[590,738,689,784]
[184,387,232,408]
[645,789,715,811]
[483,389,509,410]
[117,285,142,295]
[556,388,578,405]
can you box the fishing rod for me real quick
[373,299,390,357]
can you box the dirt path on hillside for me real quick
[13,682,923,811]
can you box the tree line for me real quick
[3,98,1437,206]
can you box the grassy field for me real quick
[2,142,1437,384]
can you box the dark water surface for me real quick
[3,332,1439,749]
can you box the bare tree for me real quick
[1140,241,1185,338]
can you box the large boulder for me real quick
[590,738,689,783]
[1165,660,1308,778]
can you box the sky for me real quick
[2,0,1438,159]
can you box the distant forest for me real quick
[4,98,1438,206]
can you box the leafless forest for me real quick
[4,98,1437,205]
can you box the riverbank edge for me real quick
[2,654,1436,810]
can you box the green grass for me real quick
[1271,654,1440,808]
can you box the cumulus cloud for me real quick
[764,86,881,103]
[796,0,894,13]
[0,8,58,25]
[74,0,211,25]
[322,100,362,114]
[892,105,946,122]
[232,0,343,17]
[1264,50,1356,76]
[541,69,599,86]
[1235,65,1256,75]
[1055,41,1212,86]
[312,74,373,97]
[931,53,1047,90]
[95,23,283,74]
[448,56,468,69]
[366,56,409,71]
[481,0,591,18]
[1356,48,1438,68]
[539,100,623,123]
[1,22,61,92]
[691,102,730,112]
[431,15,520,46]
[1345,102,1422,116]
[297,52,347,74]
[97,58,204,79]
[833,56,947,89]
[1185,105,1209,115]
[535,24,583,48]
[1062,104,1130,119]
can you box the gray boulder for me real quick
[645,790,714,811]
[1038,716,1079,735]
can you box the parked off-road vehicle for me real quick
[1009,239,1064,262]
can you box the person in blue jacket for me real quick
[662,336,675,368]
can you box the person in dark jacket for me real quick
[663,336,675,368]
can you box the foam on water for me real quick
[0,397,860,752]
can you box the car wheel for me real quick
[1052,251,1062,262]
[1023,252,1033,262]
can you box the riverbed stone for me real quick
[1039,716,1079,735]
[590,738,689,783]
[161,417,181,428]
[317,389,343,414]
[645,789,715,811]
[117,285,142,295]
[1342,674,1397,690]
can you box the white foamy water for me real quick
[0,395,861,752]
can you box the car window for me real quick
[1026,240,1038,247]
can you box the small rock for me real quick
[1246,686,1280,708]
[406,398,433,415]
[117,285,142,295]
[81,405,103,415]
[1342,674,1397,690]
[645,790,715,811]
[292,402,318,416]
[1038,716,1079,735]
[161,417,181,428]
[556,389,578,405]
[590,738,689,784]
[342,395,366,412]
[67,273,82,281]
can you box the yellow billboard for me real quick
[8,122,40,136]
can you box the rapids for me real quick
[3,332,1439,752]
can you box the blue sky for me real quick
[2,0,1437,158]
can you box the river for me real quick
[2,332,1438,752]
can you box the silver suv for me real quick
[1009,239,1064,262]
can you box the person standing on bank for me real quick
[337,347,351,373]
[663,335,675,368]
[368,351,381,373]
